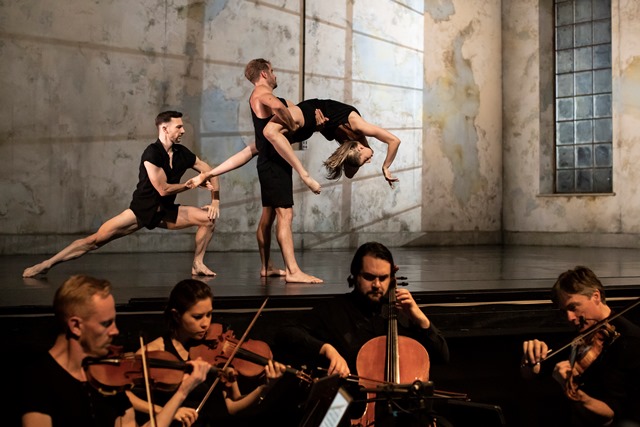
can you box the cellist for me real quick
[277,242,449,423]
[521,266,640,426]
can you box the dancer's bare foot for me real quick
[301,175,321,194]
[23,263,50,278]
[192,261,216,276]
[286,271,323,284]
[261,266,286,277]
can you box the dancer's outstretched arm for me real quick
[186,143,258,189]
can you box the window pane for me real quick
[557,146,575,168]
[593,69,612,92]
[574,71,592,95]
[576,169,593,192]
[557,170,575,193]
[593,168,612,192]
[557,50,574,73]
[594,44,611,68]
[593,0,611,20]
[557,74,574,97]
[557,2,574,26]
[593,20,611,44]
[575,0,592,23]
[575,22,592,46]
[594,144,612,167]
[557,122,575,144]
[575,95,593,119]
[594,94,611,118]
[557,25,574,49]
[594,118,612,142]
[575,46,593,71]
[576,145,593,167]
[557,98,575,120]
[575,120,593,143]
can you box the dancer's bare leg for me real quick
[22,210,141,278]
[274,207,323,284]
[257,207,286,277]
[163,206,216,276]
[264,110,321,194]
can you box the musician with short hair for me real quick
[521,266,640,426]
[17,274,210,427]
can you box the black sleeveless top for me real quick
[251,96,288,167]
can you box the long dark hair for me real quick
[164,279,213,332]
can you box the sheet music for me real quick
[319,388,351,427]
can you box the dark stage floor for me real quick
[3,244,640,313]
[4,245,640,427]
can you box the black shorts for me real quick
[258,160,293,208]
[144,204,179,230]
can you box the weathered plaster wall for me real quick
[421,0,503,245]
[502,0,640,247]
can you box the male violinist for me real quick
[521,266,640,426]
[276,241,449,425]
[16,274,211,427]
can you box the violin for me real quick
[189,323,312,383]
[82,349,234,396]
[191,298,313,414]
[565,322,619,399]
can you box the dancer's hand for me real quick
[301,174,321,194]
[314,109,328,130]
[382,167,399,189]
[202,202,220,220]
[186,172,208,189]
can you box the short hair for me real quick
[323,140,362,180]
[550,266,606,306]
[155,110,183,127]
[245,58,271,83]
[164,279,213,332]
[53,275,112,332]
[348,242,395,287]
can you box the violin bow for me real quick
[545,295,640,361]
[196,297,269,413]
[139,336,158,427]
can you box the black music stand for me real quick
[298,374,352,427]
[357,380,437,427]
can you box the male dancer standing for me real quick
[244,58,322,283]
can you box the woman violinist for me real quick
[277,242,449,424]
[521,266,640,426]
[126,279,286,427]
[17,275,211,427]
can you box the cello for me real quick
[353,277,431,427]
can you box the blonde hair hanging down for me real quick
[323,140,362,180]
